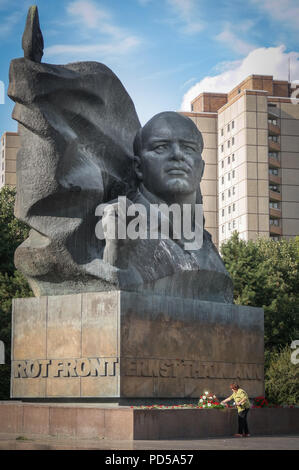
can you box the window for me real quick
[191,104,194,112]
[269,168,279,176]
[232,153,235,162]
[269,135,279,142]
[270,202,280,209]
[228,173,231,181]
[221,160,224,168]
[270,218,279,226]
[228,222,231,230]
[270,184,280,193]
[228,206,231,214]
[222,209,225,217]
[228,140,230,148]
[222,225,224,234]
[233,220,236,228]
[232,170,235,179]
[222,192,224,201]
[221,144,224,152]
[227,124,230,132]
[269,152,279,160]
[232,137,235,145]
[232,120,234,129]
[233,203,235,212]
[221,176,224,184]
[228,189,231,198]
[228,156,230,165]
[232,186,235,195]
[268,118,277,125]
[221,128,224,136]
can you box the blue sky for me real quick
[0,0,299,135]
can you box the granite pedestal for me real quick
[11,291,264,400]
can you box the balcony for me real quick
[269,156,281,168]
[268,173,281,185]
[268,139,280,152]
[269,225,282,236]
[269,190,282,202]
[268,122,280,135]
[268,105,279,119]
[270,207,281,218]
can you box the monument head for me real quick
[133,112,205,203]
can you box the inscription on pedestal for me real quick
[124,359,263,380]
[12,357,263,380]
[13,357,119,378]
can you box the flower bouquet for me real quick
[252,396,269,408]
[197,391,225,409]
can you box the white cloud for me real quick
[46,37,140,59]
[166,0,204,34]
[251,0,299,29]
[181,45,299,111]
[181,77,197,89]
[67,0,109,29]
[215,27,255,56]
[45,0,141,60]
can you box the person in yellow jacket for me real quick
[221,383,251,437]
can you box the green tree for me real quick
[265,346,299,405]
[221,232,299,351]
[0,186,32,399]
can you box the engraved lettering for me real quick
[25,360,41,378]
[51,359,65,377]
[148,359,160,377]
[90,357,106,376]
[159,360,172,377]
[234,365,242,379]
[136,359,148,377]
[13,361,27,378]
[11,357,264,382]
[39,359,51,378]
[182,360,193,378]
[76,358,91,377]
[107,358,118,376]
[126,359,137,376]
[62,359,78,377]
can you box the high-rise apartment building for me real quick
[0,131,20,189]
[181,74,299,247]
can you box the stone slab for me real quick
[11,291,264,399]
[0,402,298,440]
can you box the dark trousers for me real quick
[238,409,250,435]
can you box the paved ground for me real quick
[0,433,298,450]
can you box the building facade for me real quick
[0,131,20,189]
[182,74,299,247]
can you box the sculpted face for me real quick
[134,112,204,202]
